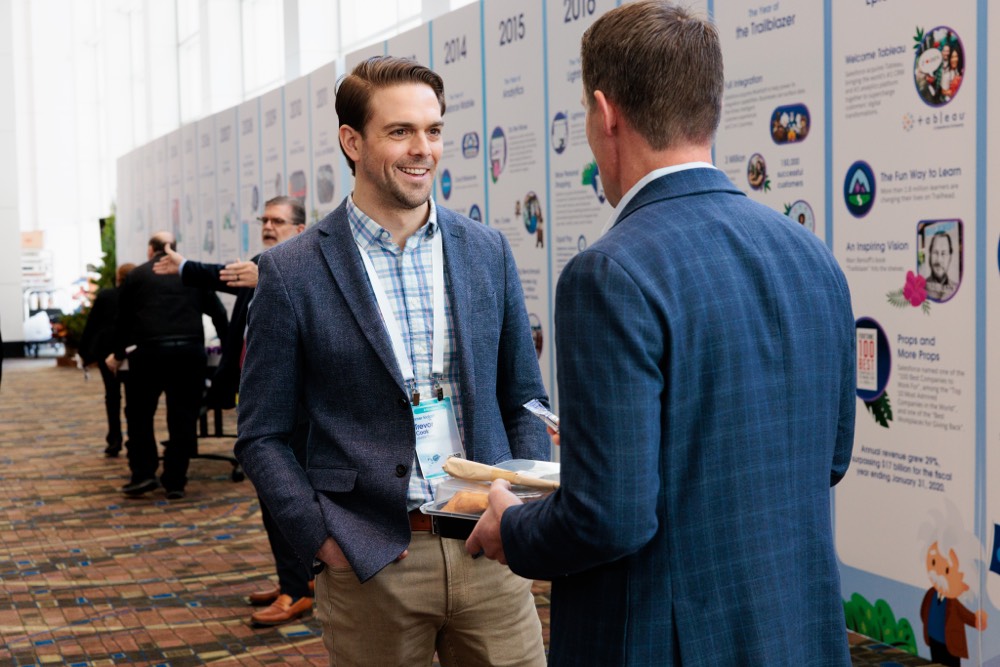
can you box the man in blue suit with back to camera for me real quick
[235,56,549,665]
[468,2,857,665]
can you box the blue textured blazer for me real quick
[502,168,856,666]
[235,201,549,582]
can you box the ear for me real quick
[339,124,363,165]
[592,90,617,137]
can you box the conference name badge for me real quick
[413,396,465,481]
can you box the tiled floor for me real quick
[0,359,932,666]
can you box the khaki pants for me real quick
[315,531,546,667]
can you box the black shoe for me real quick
[104,445,122,458]
[122,479,159,496]
[165,489,185,500]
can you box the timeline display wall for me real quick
[238,98,262,260]
[196,115,218,265]
[115,4,1000,662]
[715,0,825,239]
[166,129,183,250]
[181,124,199,260]
[215,107,240,264]
[431,2,486,224]
[309,62,342,224]
[284,76,311,226]
[483,0,552,391]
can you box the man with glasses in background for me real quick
[154,195,314,627]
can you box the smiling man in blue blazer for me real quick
[468,2,857,665]
[235,57,549,666]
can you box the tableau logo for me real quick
[462,132,480,158]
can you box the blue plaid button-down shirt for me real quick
[348,196,463,509]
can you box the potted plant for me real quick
[54,308,90,366]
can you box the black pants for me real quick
[929,638,961,667]
[260,416,313,598]
[97,360,123,447]
[124,343,206,491]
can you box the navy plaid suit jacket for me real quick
[502,168,856,666]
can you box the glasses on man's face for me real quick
[257,216,291,226]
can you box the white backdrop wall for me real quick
[0,0,474,346]
[115,1,1000,663]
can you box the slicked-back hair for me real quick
[266,196,306,226]
[581,0,723,150]
[335,56,447,175]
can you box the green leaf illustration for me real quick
[864,392,893,428]
[886,289,909,308]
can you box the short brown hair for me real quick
[335,56,446,175]
[116,263,136,287]
[581,0,723,150]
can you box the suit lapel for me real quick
[438,210,477,443]
[317,204,407,393]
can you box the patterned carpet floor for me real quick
[0,358,934,666]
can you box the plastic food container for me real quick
[419,459,559,538]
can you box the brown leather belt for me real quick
[409,509,434,532]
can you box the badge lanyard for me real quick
[355,228,445,405]
[356,229,462,481]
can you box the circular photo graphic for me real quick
[468,204,482,223]
[747,153,767,191]
[490,127,507,183]
[913,27,965,106]
[523,192,543,234]
[855,317,891,403]
[551,112,569,154]
[844,160,876,218]
[440,169,453,201]
[787,200,815,233]
[316,164,335,204]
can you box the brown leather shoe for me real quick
[250,595,313,627]
[247,584,281,606]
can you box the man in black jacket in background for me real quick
[80,262,136,457]
[153,197,312,626]
[107,231,228,500]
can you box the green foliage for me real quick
[60,214,114,351]
[864,392,893,428]
[913,27,925,52]
[56,307,90,349]
[886,289,910,309]
[844,592,917,655]
[86,215,117,291]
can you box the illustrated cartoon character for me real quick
[920,541,987,666]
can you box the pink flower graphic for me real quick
[903,270,927,307]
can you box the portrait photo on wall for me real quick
[913,26,964,107]
[770,104,810,144]
[917,219,963,303]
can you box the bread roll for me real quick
[441,490,489,515]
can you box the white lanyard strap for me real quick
[356,229,445,389]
